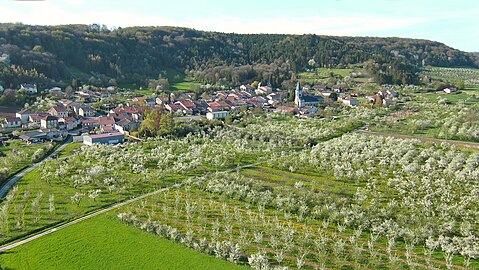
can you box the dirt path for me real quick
[0,162,263,252]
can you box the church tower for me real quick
[294,81,303,108]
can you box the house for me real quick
[207,101,231,112]
[59,99,74,108]
[48,106,69,118]
[176,100,197,113]
[98,116,115,132]
[383,98,393,107]
[266,93,281,105]
[194,100,209,113]
[377,90,388,98]
[444,88,457,94]
[19,132,47,144]
[40,115,59,129]
[114,118,139,133]
[49,87,62,96]
[206,111,230,120]
[165,103,184,114]
[340,97,359,107]
[83,132,124,146]
[256,85,272,95]
[59,117,80,130]
[16,109,34,123]
[2,117,21,128]
[240,84,255,92]
[28,113,48,126]
[156,97,170,105]
[39,128,67,141]
[78,105,95,117]
[20,84,37,94]
[82,118,100,130]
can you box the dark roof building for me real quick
[83,132,124,146]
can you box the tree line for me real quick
[0,23,478,88]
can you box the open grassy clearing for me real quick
[241,166,357,198]
[0,214,245,270]
[299,67,370,85]
[171,80,201,92]
[415,91,479,104]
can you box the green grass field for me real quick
[170,80,201,92]
[0,215,245,270]
[416,91,479,104]
[298,67,372,86]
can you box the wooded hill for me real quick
[0,23,477,88]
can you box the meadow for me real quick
[299,67,370,85]
[0,215,245,270]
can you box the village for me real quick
[1,80,403,146]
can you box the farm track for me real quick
[0,162,264,253]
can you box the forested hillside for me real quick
[0,23,477,87]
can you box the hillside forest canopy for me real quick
[0,23,478,89]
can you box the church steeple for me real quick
[294,80,303,108]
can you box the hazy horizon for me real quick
[1,0,478,52]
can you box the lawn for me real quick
[170,80,200,92]
[0,215,245,270]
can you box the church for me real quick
[294,81,323,108]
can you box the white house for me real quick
[2,117,22,128]
[20,84,37,94]
[79,105,95,117]
[49,87,63,96]
[59,117,80,130]
[16,109,34,124]
[40,115,59,129]
[48,106,69,118]
[444,88,457,94]
[340,97,359,107]
[206,111,229,120]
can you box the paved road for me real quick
[0,161,262,252]
[0,137,72,198]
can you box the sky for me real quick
[1,0,478,52]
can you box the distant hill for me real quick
[0,23,477,87]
